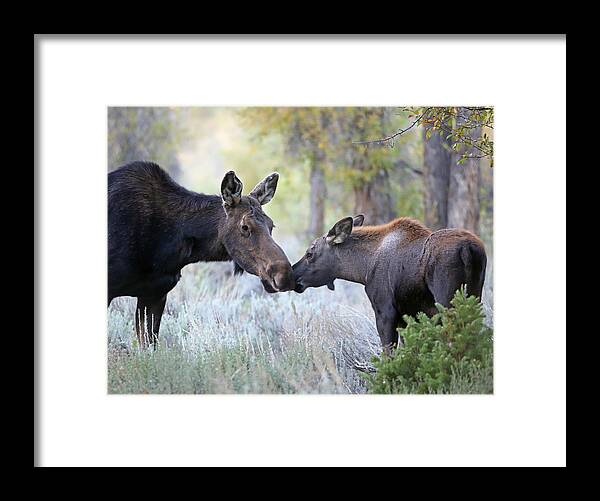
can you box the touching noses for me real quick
[268,262,295,292]
[291,260,306,292]
[291,260,303,280]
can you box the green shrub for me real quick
[365,288,493,394]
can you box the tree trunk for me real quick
[447,108,481,233]
[353,168,396,225]
[308,151,327,237]
[423,126,452,230]
[351,109,396,225]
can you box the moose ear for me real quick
[353,214,365,227]
[249,172,279,205]
[326,217,354,245]
[221,171,243,207]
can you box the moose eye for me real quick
[306,252,313,261]
[241,224,249,231]
[241,224,250,236]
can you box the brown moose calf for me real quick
[292,216,487,354]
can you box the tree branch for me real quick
[434,122,492,158]
[352,107,432,146]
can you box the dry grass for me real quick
[108,238,493,394]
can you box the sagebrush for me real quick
[108,238,493,394]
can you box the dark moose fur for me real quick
[292,215,487,354]
[108,161,294,347]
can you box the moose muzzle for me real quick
[264,262,295,293]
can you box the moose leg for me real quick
[397,317,407,347]
[135,295,167,349]
[374,305,400,357]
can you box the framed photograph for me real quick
[35,35,566,466]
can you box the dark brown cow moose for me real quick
[292,215,487,355]
[108,161,294,347]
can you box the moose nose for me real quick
[269,263,295,292]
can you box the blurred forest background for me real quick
[108,107,493,244]
[107,107,494,394]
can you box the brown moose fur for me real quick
[108,162,294,348]
[292,215,487,354]
[351,217,432,242]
